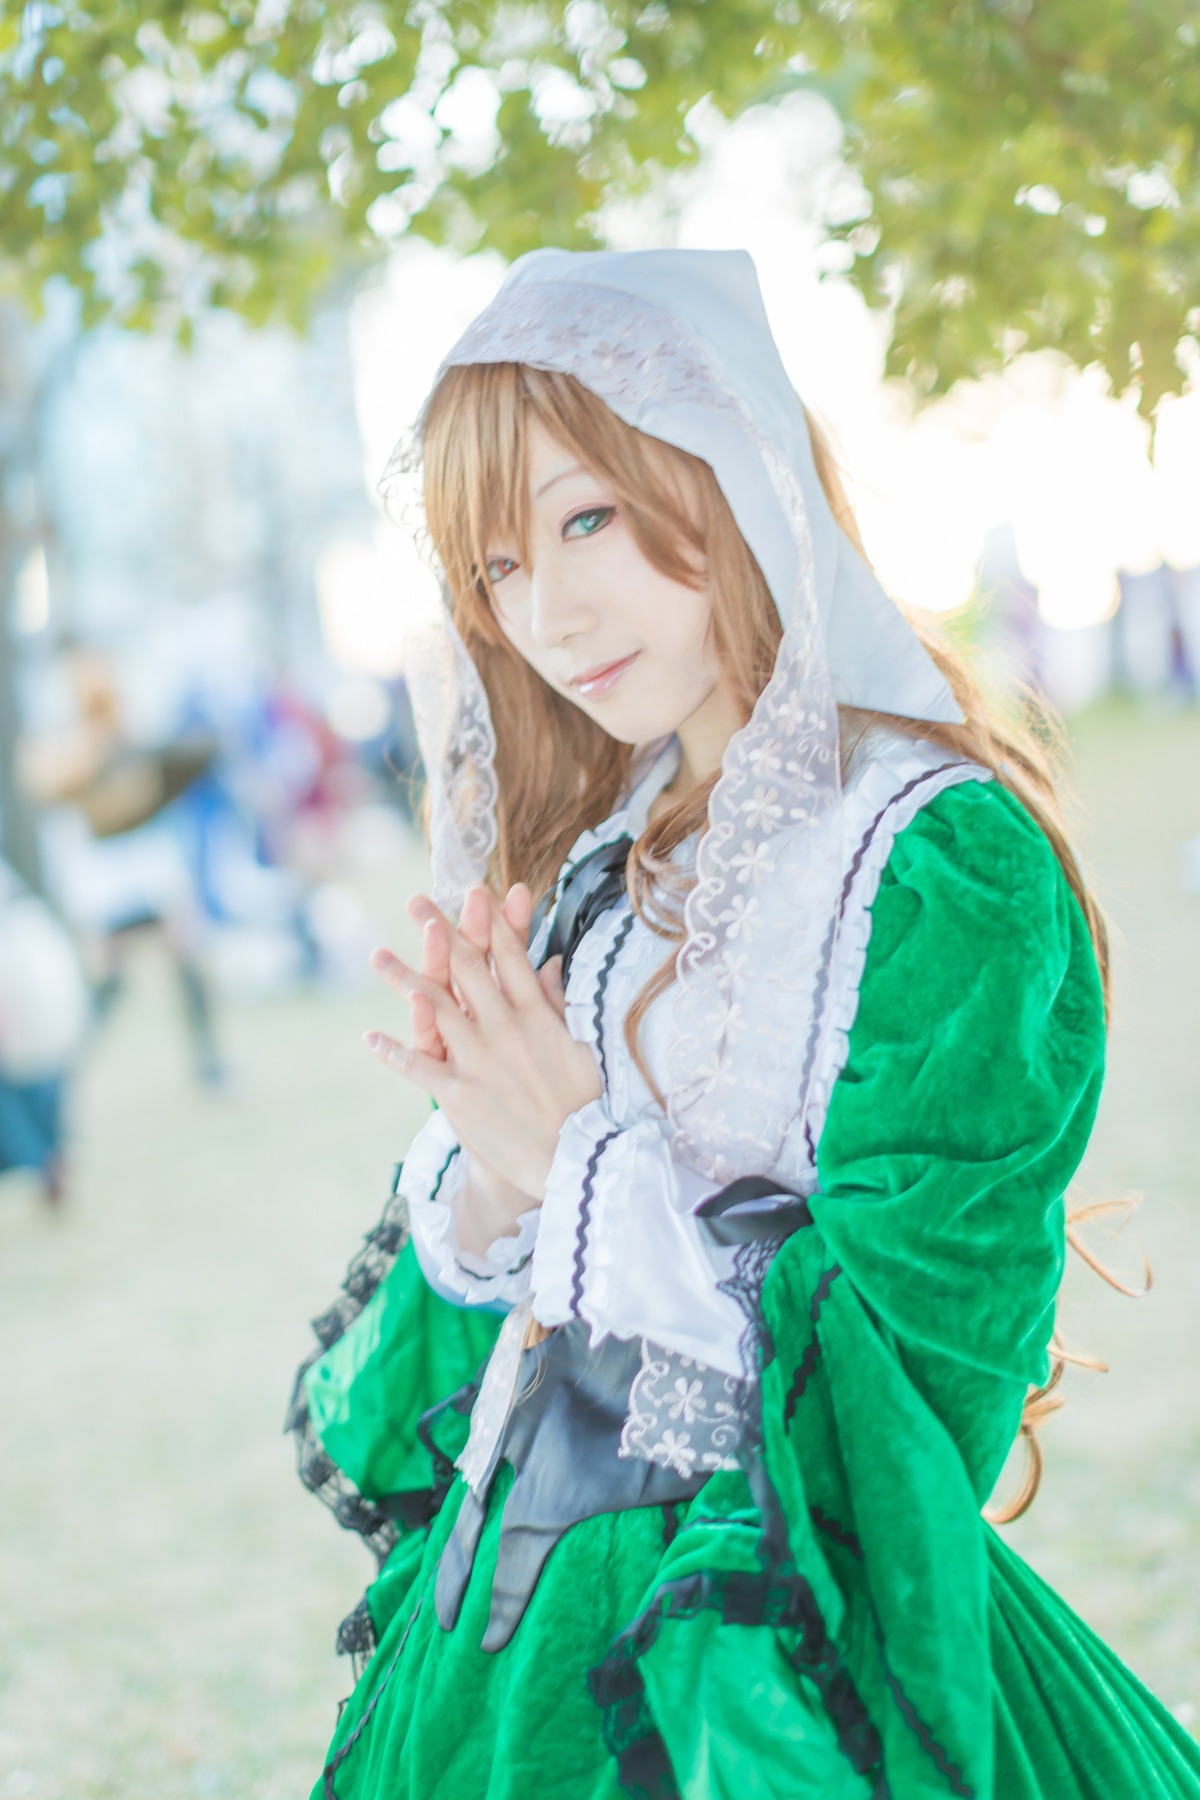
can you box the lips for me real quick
[569,652,639,696]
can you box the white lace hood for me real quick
[386,247,961,1186]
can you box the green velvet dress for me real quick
[292,779,1200,1800]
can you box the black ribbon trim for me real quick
[322,1597,424,1798]
[570,1128,620,1316]
[810,1504,864,1562]
[695,1174,814,1245]
[879,1657,974,1799]
[531,834,633,985]
[589,1568,886,1798]
[415,1376,480,1515]
[594,911,636,1090]
[782,1262,843,1428]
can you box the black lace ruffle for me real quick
[286,1160,430,1664]
[285,1162,416,1573]
[588,1177,887,1799]
[589,1567,888,1800]
[335,1594,378,1683]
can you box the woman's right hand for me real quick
[403,883,543,1253]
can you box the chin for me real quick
[584,701,681,745]
[559,665,701,744]
[580,714,642,746]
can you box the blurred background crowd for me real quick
[0,4,1197,1797]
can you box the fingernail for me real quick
[364,1031,382,1051]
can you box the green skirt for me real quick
[313,1456,1200,1800]
[314,1460,874,1800]
[297,1243,1200,1800]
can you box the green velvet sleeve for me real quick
[753,775,1107,1796]
[812,775,1106,1495]
[623,779,1195,1799]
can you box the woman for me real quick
[290,249,1200,1799]
[0,856,89,1204]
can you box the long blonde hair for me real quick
[422,363,1109,995]
[420,360,1120,1516]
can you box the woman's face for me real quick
[482,418,726,746]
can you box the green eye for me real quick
[563,506,615,539]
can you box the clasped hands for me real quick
[365,881,603,1254]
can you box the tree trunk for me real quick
[0,516,42,892]
[0,300,64,897]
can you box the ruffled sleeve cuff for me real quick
[529,1097,751,1373]
[531,1096,626,1328]
[402,1108,539,1308]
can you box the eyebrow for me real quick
[534,463,585,500]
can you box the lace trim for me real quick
[321,1596,426,1798]
[334,1595,378,1684]
[287,1133,467,1577]
[719,1235,783,1382]
[809,1505,864,1562]
[400,607,499,918]
[588,1569,886,1800]
[285,1160,419,1571]
[617,1143,808,1487]
[287,1381,400,1571]
[309,1160,415,1351]
[618,1343,743,1476]
[390,277,844,1189]
[877,1641,974,1798]
[800,756,991,1178]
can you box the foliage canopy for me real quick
[1,0,1198,409]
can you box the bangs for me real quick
[420,362,535,628]
[420,363,708,640]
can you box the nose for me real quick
[527,563,596,648]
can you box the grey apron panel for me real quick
[433,1321,738,1652]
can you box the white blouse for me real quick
[402,728,988,1380]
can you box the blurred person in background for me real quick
[173,660,372,987]
[21,638,226,1087]
[0,854,89,1205]
[290,251,1200,1800]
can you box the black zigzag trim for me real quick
[809,1504,864,1561]
[430,1142,460,1199]
[782,1263,843,1428]
[322,1598,424,1797]
[839,760,967,921]
[569,1129,620,1316]
[594,911,636,1091]
[802,759,966,1168]
[879,1658,974,1798]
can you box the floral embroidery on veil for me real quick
[383,276,845,1191]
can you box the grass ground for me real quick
[1,701,1197,1797]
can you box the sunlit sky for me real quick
[320,95,1200,678]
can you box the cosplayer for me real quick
[290,249,1200,1799]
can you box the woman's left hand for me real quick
[366,886,603,1200]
